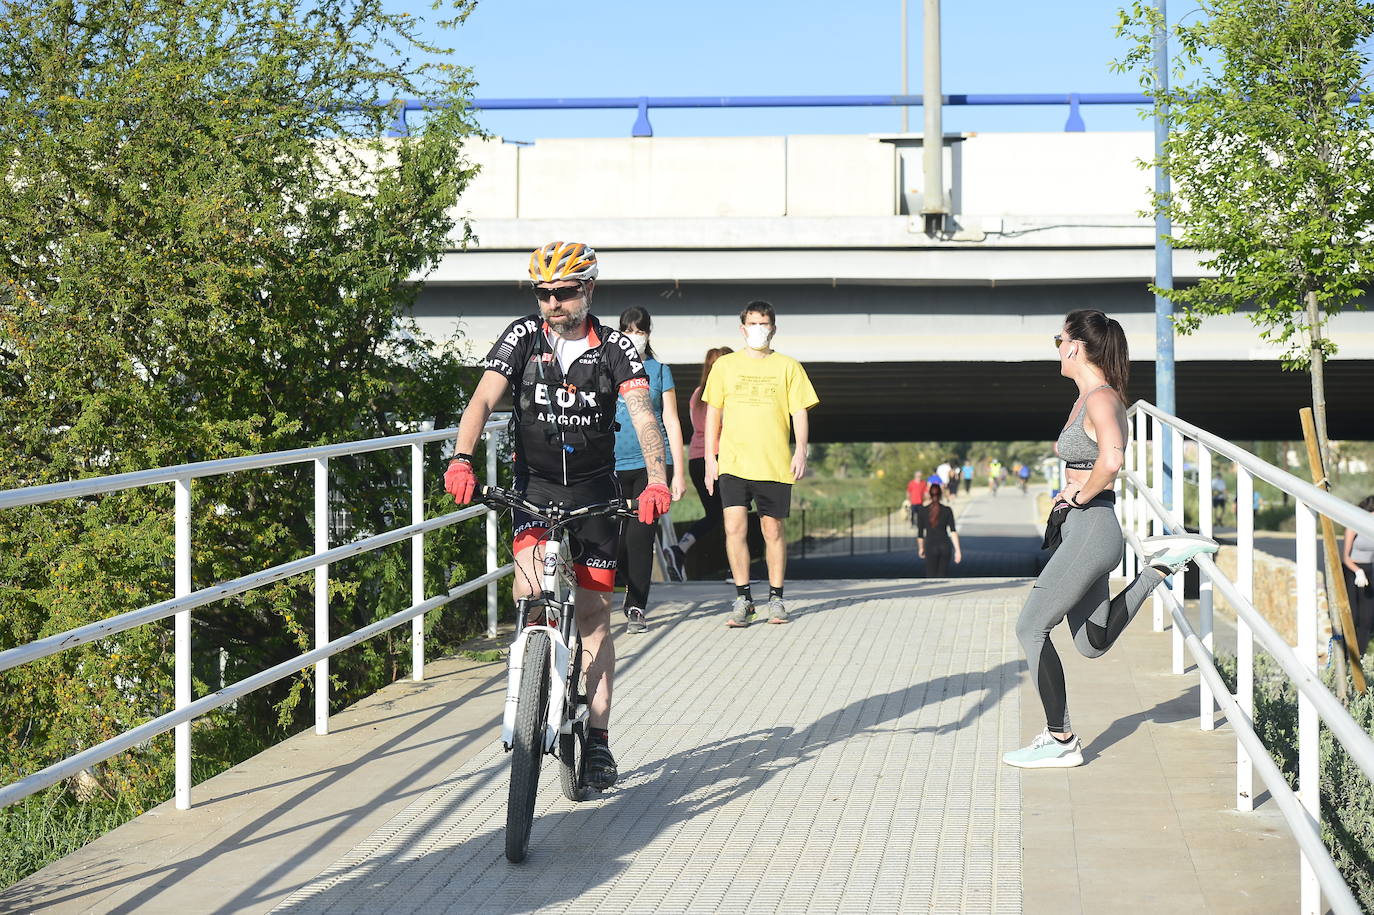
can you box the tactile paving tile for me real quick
[272,583,1024,914]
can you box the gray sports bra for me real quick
[1057,385,1128,470]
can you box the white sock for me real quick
[677,532,696,552]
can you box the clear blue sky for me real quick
[413,0,1156,140]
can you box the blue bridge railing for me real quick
[388,92,1152,137]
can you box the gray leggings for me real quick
[1016,503,1166,733]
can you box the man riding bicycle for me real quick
[444,241,671,790]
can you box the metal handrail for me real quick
[0,566,507,808]
[0,504,487,673]
[387,91,1153,136]
[1122,401,1372,914]
[1123,467,1374,783]
[1125,530,1362,915]
[1130,400,1374,539]
[0,418,512,811]
[0,426,465,511]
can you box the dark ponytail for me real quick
[1064,309,1130,399]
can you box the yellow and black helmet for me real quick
[529,241,599,283]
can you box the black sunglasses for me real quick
[1053,334,1067,349]
[532,284,584,303]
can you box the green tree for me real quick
[1116,0,1374,471]
[0,0,486,884]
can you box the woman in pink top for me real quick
[668,346,732,577]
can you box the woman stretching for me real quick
[917,483,962,577]
[1004,309,1218,769]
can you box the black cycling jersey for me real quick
[483,313,649,485]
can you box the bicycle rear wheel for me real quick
[506,630,551,863]
[559,642,592,801]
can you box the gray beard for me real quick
[546,302,590,338]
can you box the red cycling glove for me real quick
[444,459,477,504]
[637,482,672,524]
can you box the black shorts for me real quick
[717,473,792,519]
[512,475,622,591]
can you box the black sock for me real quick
[1052,732,1076,744]
[769,585,784,600]
[736,583,753,601]
[588,727,609,746]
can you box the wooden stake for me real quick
[1300,408,1366,694]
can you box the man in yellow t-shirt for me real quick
[703,300,819,628]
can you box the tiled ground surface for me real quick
[4,487,1305,913]
[270,580,1027,914]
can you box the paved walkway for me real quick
[3,571,1298,913]
[786,484,1046,579]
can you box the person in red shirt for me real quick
[905,471,929,526]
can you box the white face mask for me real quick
[624,332,649,357]
[744,324,772,350]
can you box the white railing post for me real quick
[1236,465,1255,810]
[174,476,192,810]
[1135,410,1148,584]
[1198,444,1215,729]
[485,431,498,637]
[1151,413,1165,631]
[1122,412,1133,579]
[314,458,329,736]
[411,443,425,682]
[1295,498,1320,914]
[1171,427,1186,675]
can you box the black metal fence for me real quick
[785,506,906,559]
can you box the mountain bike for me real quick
[477,484,637,864]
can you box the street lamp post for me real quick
[901,0,909,133]
[1154,1,1176,453]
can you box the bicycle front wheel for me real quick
[506,630,551,864]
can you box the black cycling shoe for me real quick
[586,742,618,790]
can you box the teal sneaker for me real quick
[1003,730,1084,769]
[1142,534,1220,574]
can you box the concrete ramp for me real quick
[3,577,1297,913]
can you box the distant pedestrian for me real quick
[705,301,819,627]
[1341,495,1374,655]
[937,459,954,496]
[988,459,1003,495]
[947,458,962,497]
[614,307,688,633]
[905,470,929,526]
[917,483,961,577]
[1017,461,1031,493]
[668,346,733,577]
[1211,472,1228,525]
[962,461,974,493]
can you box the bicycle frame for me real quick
[500,529,585,754]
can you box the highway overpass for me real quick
[409,131,1374,441]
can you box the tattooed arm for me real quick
[624,387,667,486]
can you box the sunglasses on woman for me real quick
[532,284,584,303]
[1053,334,1067,349]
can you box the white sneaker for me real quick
[1002,729,1084,769]
[1142,534,1220,574]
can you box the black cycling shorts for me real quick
[512,475,622,591]
[717,473,792,519]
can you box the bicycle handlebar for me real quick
[477,484,639,527]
